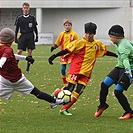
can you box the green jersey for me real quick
[115,38,133,70]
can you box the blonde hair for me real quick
[63,19,72,26]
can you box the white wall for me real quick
[42,7,131,41]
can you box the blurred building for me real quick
[0,0,132,44]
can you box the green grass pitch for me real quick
[0,45,133,133]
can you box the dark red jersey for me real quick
[0,45,22,82]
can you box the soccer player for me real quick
[0,28,63,107]
[50,19,79,86]
[94,25,133,120]
[14,2,38,73]
[48,22,117,115]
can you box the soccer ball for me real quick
[57,90,72,104]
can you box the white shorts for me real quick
[0,74,34,99]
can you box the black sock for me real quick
[100,82,109,105]
[26,56,32,71]
[30,87,56,103]
[114,90,132,112]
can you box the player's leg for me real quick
[59,74,88,115]
[16,75,63,106]
[26,33,35,73]
[94,68,117,117]
[114,72,133,120]
[61,64,67,86]
[60,83,85,115]
[30,87,63,105]
[26,49,32,73]
[16,34,26,63]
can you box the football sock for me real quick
[114,90,132,112]
[31,87,56,103]
[100,82,109,105]
[26,56,32,71]
[61,91,79,110]
[62,75,67,85]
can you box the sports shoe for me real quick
[118,112,133,120]
[26,70,30,73]
[50,99,64,109]
[94,103,109,117]
[59,110,72,116]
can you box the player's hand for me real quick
[34,36,38,42]
[15,37,18,43]
[48,54,57,65]
[51,46,56,52]
[26,56,35,64]
[125,68,133,83]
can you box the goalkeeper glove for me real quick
[48,54,57,65]
[125,68,133,83]
[26,56,35,64]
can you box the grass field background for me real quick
[0,45,133,133]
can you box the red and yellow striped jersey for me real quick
[55,29,79,51]
[66,36,107,77]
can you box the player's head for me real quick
[84,22,97,35]
[63,19,72,32]
[108,25,124,38]
[108,25,124,44]
[0,28,15,46]
[22,2,30,15]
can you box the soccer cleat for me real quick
[94,103,109,117]
[50,99,64,109]
[26,70,30,73]
[59,110,72,116]
[118,112,133,120]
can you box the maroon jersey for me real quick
[0,45,22,82]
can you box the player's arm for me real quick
[14,54,35,64]
[0,57,7,69]
[105,50,118,57]
[14,25,19,43]
[48,49,69,65]
[34,26,38,42]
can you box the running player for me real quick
[0,28,63,107]
[94,25,133,120]
[48,22,117,115]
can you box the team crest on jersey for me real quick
[29,23,33,28]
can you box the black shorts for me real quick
[18,32,35,51]
[107,67,132,90]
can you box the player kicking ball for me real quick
[0,28,63,107]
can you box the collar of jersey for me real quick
[23,14,29,18]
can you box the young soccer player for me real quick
[94,25,133,120]
[0,28,63,107]
[50,19,79,86]
[48,22,117,115]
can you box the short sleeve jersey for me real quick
[14,14,37,33]
[115,38,133,70]
[55,29,79,50]
[0,45,22,82]
[65,36,107,77]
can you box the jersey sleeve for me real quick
[97,41,107,57]
[54,32,64,47]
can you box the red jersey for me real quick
[66,36,107,77]
[0,45,22,82]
